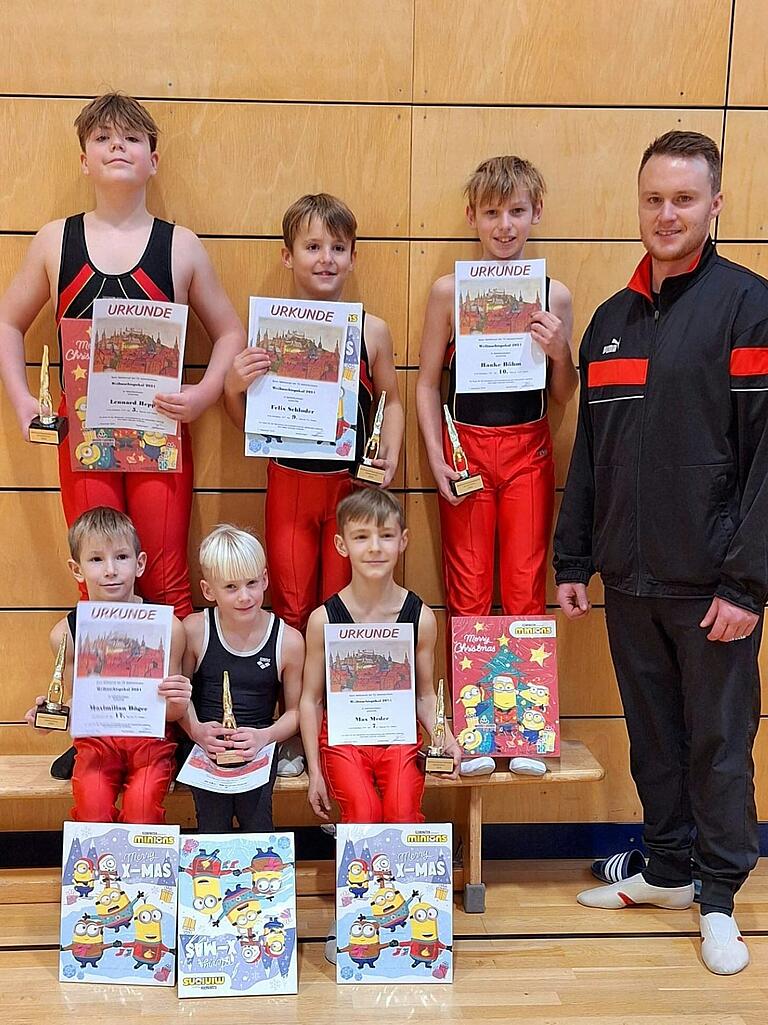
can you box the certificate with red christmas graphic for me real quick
[451,616,559,758]
[61,318,182,473]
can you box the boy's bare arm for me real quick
[155,229,246,423]
[413,604,461,774]
[0,221,63,438]
[300,607,332,819]
[366,314,403,486]
[235,624,305,755]
[416,275,463,504]
[161,616,191,722]
[536,278,577,405]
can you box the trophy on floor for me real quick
[34,633,71,731]
[29,344,68,444]
[443,405,483,497]
[355,390,387,484]
[425,678,454,774]
[215,671,247,767]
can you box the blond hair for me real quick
[337,488,405,532]
[199,524,266,583]
[68,507,141,561]
[74,93,159,153]
[282,193,357,251]
[465,155,546,210]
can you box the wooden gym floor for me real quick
[1,859,766,1024]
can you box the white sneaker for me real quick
[576,872,694,910]
[324,918,337,965]
[700,912,750,975]
[460,756,495,776]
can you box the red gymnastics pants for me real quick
[265,461,354,631]
[71,735,177,823]
[438,417,554,617]
[319,718,425,823]
[57,396,194,619]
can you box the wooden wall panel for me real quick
[729,0,768,106]
[720,111,768,239]
[407,241,644,364]
[1,1,414,103]
[0,100,411,236]
[414,0,729,106]
[0,614,64,722]
[411,108,724,239]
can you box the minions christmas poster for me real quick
[452,616,560,758]
[59,821,180,986]
[177,833,297,997]
[336,823,453,984]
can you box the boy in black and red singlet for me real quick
[180,525,304,831]
[416,156,578,622]
[0,93,245,620]
[223,194,404,633]
[299,488,462,825]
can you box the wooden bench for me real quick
[0,740,604,912]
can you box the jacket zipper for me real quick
[634,305,660,595]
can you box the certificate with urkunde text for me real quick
[70,601,173,738]
[454,258,547,393]
[245,297,354,441]
[325,622,416,746]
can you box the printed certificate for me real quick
[324,622,416,746]
[176,742,276,794]
[246,306,362,460]
[62,318,182,473]
[71,601,173,739]
[85,299,187,434]
[245,297,351,442]
[454,259,547,393]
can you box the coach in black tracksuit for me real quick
[554,131,768,975]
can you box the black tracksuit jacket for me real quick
[554,240,768,615]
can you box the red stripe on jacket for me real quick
[730,347,768,377]
[588,358,649,388]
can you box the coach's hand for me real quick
[700,596,759,643]
[557,582,591,620]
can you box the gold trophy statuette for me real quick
[425,678,454,774]
[443,404,484,497]
[29,344,69,444]
[215,671,247,767]
[34,633,71,731]
[355,390,387,485]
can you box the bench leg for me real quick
[463,785,485,913]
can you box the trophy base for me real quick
[451,473,484,497]
[215,750,247,768]
[355,462,386,485]
[34,703,70,731]
[425,754,454,775]
[29,415,68,445]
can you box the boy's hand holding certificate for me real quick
[454,259,547,394]
[70,601,174,738]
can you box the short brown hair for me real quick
[465,155,546,210]
[639,131,721,193]
[282,193,357,251]
[68,507,141,561]
[337,488,405,533]
[74,93,159,153]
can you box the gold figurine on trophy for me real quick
[425,678,454,774]
[34,633,71,731]
[215,670,247,767]
[29,344,69,444]
[355,390,387,484]
[443,404,483,497]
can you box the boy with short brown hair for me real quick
[26,506,190,823]
[0,92,245,619]
[224,192,404,633]
[416,154,577,620]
